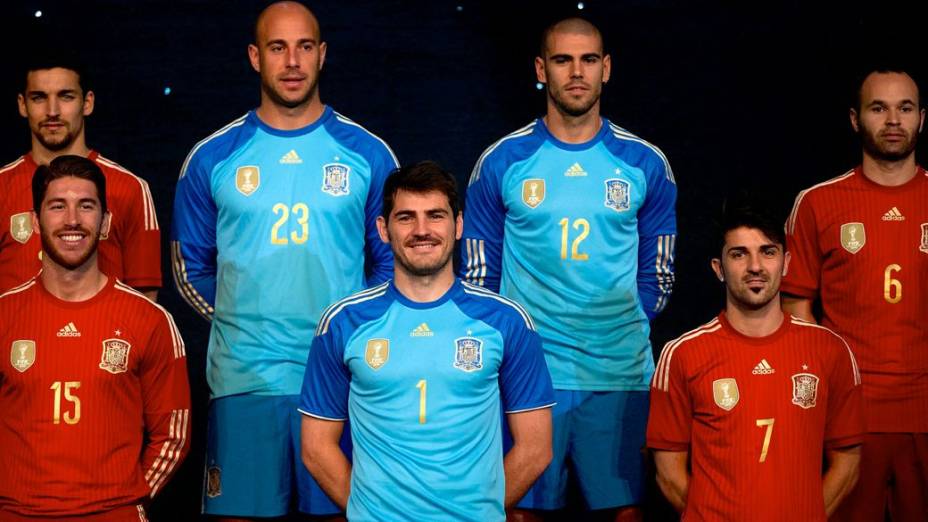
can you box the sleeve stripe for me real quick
[653,319,721,391]
[786,169,855,234]
[170,241,214,321]
[467,122,536,186]
[96,155,160,231]
[333,112,401,168]
[0,279,37,298]
[464,238,486,286]
[609,124,675,183]
[789,318,862,385]
[178,114,249,180]
[146,409,190,496]
[316,283,391,336]
[0,156,25,174]
[298,408,348,421]
[114,281,187,358]
[654,234,676,313]
[461,282,536,330]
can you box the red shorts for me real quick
[0,504,147,522]
[832,433,928,522]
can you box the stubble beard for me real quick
[40,226,99,271]
[859,121,919,162]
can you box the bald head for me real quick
[540,17,603,58]
[255,1,320,45]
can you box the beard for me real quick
[40,225,99,270]
[859,121,920,162]
[548,84,600,118]
[34,123,77,152]
[390,236,453,278]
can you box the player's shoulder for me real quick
[315,281,393,337]
[786,315,849,346]
[0,155,28,177]
[651,317,723,391]
[791,168,858,207]
[458,281,536,331]
[603,120,674,182]
[112,280,174,321]
[0,278,40,304]
[179,112,254,178]
[92,152,151,189]
[325,109,398,166]
[468,120,544,184]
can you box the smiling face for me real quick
[712,226,789,312]
[535,25,611,118]
[851,71,924,162]
[18,68,93,154]
[378,189,462,279]
[34,176,108,271]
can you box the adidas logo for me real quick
[564,162,587,177]
[881,207,905,221]
[410,323,434,337]
[752,359,775,375]
[279,149,303,164]
[57,322,81,338]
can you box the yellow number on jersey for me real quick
[50,381,81,425]
[884,264,902,304]
[558,218,590,261]
[755,418,775,462]
[416,379,427,424]
[270,203,310,245]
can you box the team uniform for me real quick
[300,279,555,522]
[783,167,928,520]
[0,277,189,520]
[647,312,864,521]
[172,106,396,516]
[461,118,676,508]
[0,151,161,292]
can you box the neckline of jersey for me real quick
[854,164,927,192]
[387,278,461,310]
[718,310,791,345]
[536,116,610,151]
[249,105,333,137]
[35,273,116,309]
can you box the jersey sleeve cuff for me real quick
[646,439,689,452]
[505,401,556,414]
[779,282,817,299]
[825,433,864,450]
[297,408,348,422]
[120,276,164,289]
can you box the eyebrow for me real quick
[866,98,917,107]
[266,37,317,46]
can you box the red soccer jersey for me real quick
[783,167,928,432]
[0,277,189,517]
[647,313,864,522]
[0,152,162,292]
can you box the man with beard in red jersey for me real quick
[783,67,928,521]
[0,155,189,520]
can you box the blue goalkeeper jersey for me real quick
[300,279,555,522]
[171,107,397,397]
[461,118,676,391]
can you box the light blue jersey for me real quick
[462,118,676,391]
[300,279,555,522]
[172,107,397,398]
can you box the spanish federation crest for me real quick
[235,166,260,196]
[99,338,131,374]
[840,222,865,254]
[920,223,928,254]
[322,163,351,196]
[453,336,483,372]
[10,340,35,373]
[365,338,389,370]
[10,212,33,244]
[522,179,545,208]
[791,372,819,409]
[712,378,739,411]
[604,178,631,212]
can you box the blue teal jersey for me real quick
[461,118,676,391]
[299,279,555,522]
[171,107,398,398]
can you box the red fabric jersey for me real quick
[0,152,161,292]
[647,313,864,522]
[783,167,928,432]
[0,277,189,517]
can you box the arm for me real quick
[653,450,689,513]
[460,154,506,291]
[504,407,553,507]
[139,312,191,497]
[823,445,861,516]
[363,147,399,286]
[301,416,351,510]
[636,154,677,320]
[117,173,163,297]
[782,189,822,313]
[782,295,815,322]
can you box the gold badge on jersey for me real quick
[840,222,866,254]
[235,166,260,196]
[10,340,35,373]
[365,338,389,370]
[791,373,819,409]
[206,466,222,498]
[99,338,131,374]
[919,223,928,254]
[10,212,33,244]
[712,378,739,411]
[522,179,545,208]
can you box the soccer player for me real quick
[171,1,397,518]
[299,161,555,521]
[782,67,928,521]
[647,203,863,521]
[461,16,676,519]
[0,155,189,520]
[1,53,161,300]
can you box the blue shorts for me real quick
[202,394,351,517]
[511,390,649,510]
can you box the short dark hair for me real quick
[539,16,605,58]
[717,199,784,254]
[20,48,90,95]
[852,65,921,111]
[382,161,460,221]
[32,155,107,213]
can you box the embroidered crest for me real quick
[840,222,865,254]
[235,166,260,196]
[365,338,389,370]
[10,340,35,373]
[99,338,131,374]
[206,466,222,498]
[712,378,739,411]
[920,223,928,254]
[791,372,819,409]
[604,179,631,212]
[453,336,483,372]
[322,163,351,196]
[521,179,545,208]
[10,212,33,244]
